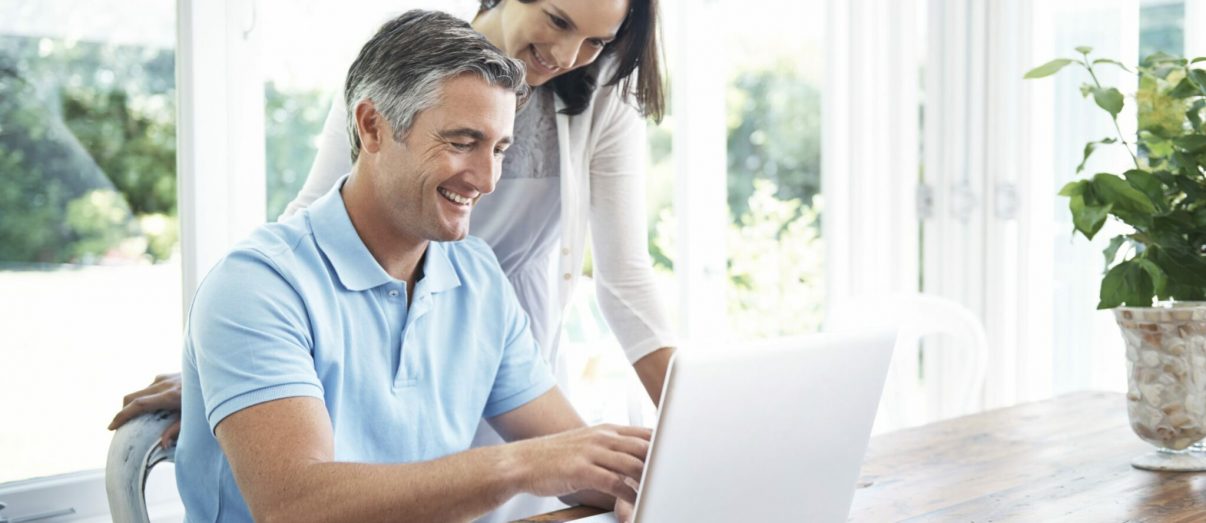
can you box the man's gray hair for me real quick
[344,9,528,162]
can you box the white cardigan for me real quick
[282,73,676,364]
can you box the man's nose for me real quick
[473,149,500,195]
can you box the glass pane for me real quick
[721,0,826,339]
[0,0,179,482]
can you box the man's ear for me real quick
[354,100,388,155]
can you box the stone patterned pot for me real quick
[1115,302,1206,471]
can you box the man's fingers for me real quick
[593,449,646,482]
[611,425,653,441]
[608,434,651,462]
[615,499,635,523]
[585,467,638,504]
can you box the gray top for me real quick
[470,86,562,356]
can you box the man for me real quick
[175,10,648,522]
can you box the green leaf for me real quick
[1059,179,1090,197]
[1092,172,1157,214]
[1192,57,1206,64]
[1098,260,1155,309]
[1092,58,1131,72]
[1150,245,1206,287]
[1188,99,1205,130]
[1136,258,1169,297]
[1174,171,1206,200]
[1076,46,1094,55]
[1190,69,1206,95]
[1080,83,1094,98]
[1169,77,1200,98]
[1141,51,1185,68]
[1103,235,1128,270]
[1144,133,1176,158]
[1024,58,1076,79]
[1122,169,1166,210]
[1092,87,1125,117]
[1194,207,1206,228]
[1070,194,1112,240]
[1077,138,1117,173]
[1175,135,1206,153]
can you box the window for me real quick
[561,0,829,423]
[0,0,180,483]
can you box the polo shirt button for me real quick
[563,273,572,280]
[388,290,399,297]
[561,247,570,256]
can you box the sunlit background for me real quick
[0,0,1195,520]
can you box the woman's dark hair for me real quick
[478,0,665,122]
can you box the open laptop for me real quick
[575,330,894,522]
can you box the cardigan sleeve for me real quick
[586,85,678,363]
[279,96,352,220]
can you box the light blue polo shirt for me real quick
[174,177,556,522]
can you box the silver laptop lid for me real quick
[631,331,894,523]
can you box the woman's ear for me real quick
[354,100,386,155]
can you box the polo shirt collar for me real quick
[309,175,461,296]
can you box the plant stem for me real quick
[1084,58,1142,169]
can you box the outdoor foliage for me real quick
[265,82,328,220]
[726,60,822,222]
[1026,47,1206,308]
[0,35,326,264]
[0,49,137,264]
[726,180,825,337]
[643,58,826,337]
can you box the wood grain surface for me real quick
[524,392,1206,522]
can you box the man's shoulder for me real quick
[197,217,318,298]
[438,236,507,285]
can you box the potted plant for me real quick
[1027,48,1206,471]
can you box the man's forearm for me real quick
[245,444,526,523]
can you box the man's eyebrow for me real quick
[439,128,512,146]
[438,128,486,141]
[548,4,617,41]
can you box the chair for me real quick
[105,411,177,523]
[826,293,989,434]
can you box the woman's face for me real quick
[493,0,630,86]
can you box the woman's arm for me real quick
[586,86,678,405]
[279,96,354,220]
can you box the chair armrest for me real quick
[105,411,178,523]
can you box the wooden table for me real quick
[520,391,1206,522]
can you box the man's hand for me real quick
[108,373,183,448]
[508,424,652,504]
[615,496,636,523]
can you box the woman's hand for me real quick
[108,373,183,448]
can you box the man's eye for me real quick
[451,142,473,151]
[494,147,508,157]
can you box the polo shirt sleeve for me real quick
[187,249,324,434]
[482,272,557,418]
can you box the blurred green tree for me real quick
[726,59,822,223]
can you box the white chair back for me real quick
[826,293,988,434]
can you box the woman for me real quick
[111,0,675,519]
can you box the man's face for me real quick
[364,74,516,243]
